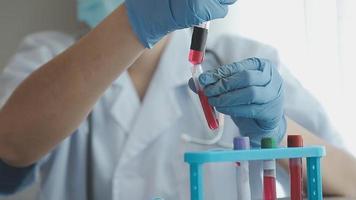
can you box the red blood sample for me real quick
[263,176,277,200]
[189,50,204,65]
[288,135,304,200]
[197,90,219,130]
[290,160,303,200]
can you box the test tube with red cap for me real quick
[288,135,304,200]
[189,23,209,64]
[261,137,277,200]
[189,22,219,130]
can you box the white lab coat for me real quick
[0,30,342,200]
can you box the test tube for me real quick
[233,137,251,200]
[288,135,304,200]
[189,22,219,130]
[191,64,219,130]
[261,137,277,200]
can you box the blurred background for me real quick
[1,0,356,199]
[0,0,82,69]
[212,0,356,160]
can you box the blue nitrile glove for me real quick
[189,58,286,146]
[125,0,236,48]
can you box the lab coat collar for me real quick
[108,30,192,133]
[108,71,141,132]
[116,30,193,166]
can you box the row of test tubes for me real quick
[234,135,304,200]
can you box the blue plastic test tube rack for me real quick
[184,146,325,200]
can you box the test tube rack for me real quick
[184,146,325,200]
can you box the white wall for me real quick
[0,0,82,70]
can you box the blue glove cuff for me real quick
[235,115,286,148]
[124,3,151,48]
[124,2,177,48]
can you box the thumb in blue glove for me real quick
[189,58,286,146]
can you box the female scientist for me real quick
[1,0,356,199]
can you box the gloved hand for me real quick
[189,58,286,146]
[125,0,236,48]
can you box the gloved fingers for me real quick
[199,58,268,87]
[193,0,229,21]
[207,79,282,107]
[216,104,263,119]
[203,64,271,97]
[188,78,197,93]
[215,93,283,120]
[217,0,237,5]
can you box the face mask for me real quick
[77,0,125,28]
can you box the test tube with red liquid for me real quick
[191,64,219,130]
[189,22,219,130]
[262,137,277,200]
[288,135,304,200]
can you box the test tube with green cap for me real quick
[261,137,277,200]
